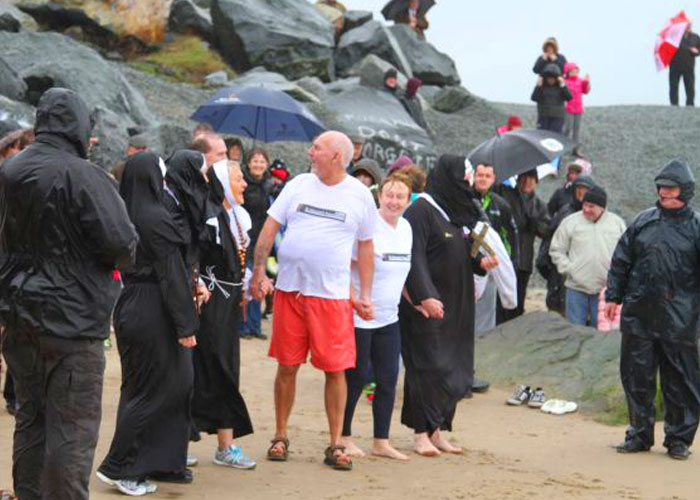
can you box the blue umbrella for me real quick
[190,86,325,143]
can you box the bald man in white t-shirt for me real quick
[251,131,377,470]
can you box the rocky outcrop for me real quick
[342,10,372,34]
[349,54,408,91]
[389,25,460,86]
[167,0,213,43]
[324,86,437,170]
[430,85,472,113]
[0,31,154,125]
[0,95,35,137]
[476,311,625,418]
[0,59,27,101]
[211,0,335,81]
[0,3,37,32]
[336,20,402,77]
[231,68,320,103]
[16,0,166,53]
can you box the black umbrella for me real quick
[382,0,436,21]
[468,129,578,181]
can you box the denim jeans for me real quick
[565,287,599,327]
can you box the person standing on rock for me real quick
[251,131,378,471]
[669,22,700,106]
[400,77,429,131]
[0,88,138,500]
[532,37,567,75]
[605,158,700,460]
[531,63,572,134]
[394,0,429,39]
[549,185,626,327]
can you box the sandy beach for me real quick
[0,315,697,500]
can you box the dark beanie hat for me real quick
[384,68,398,80]
[583,185,607,208]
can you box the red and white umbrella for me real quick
[654,11,690,71]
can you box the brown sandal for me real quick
[324,445,353,471]
[267,437,290,461]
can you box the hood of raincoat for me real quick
[34,87,92,159]
[563,62,579,76]
[350,158,383,185]
[655,158,695,203]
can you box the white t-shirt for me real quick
[268,173,377,299]
[351,214,412,329]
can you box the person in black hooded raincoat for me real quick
[605,158,700,461]
[98,153,199,492]
[399,154,498,456]
[0,88,138,500]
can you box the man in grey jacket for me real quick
[549,185,626,326]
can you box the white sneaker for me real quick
[186,454,199,467]
[96,471,153,496]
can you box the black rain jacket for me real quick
[0,88,138,340]
[606,159,700,345]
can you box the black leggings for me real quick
[342,322,401,439]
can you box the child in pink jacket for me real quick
[563,62,590,153]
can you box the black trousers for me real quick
[497,270,530,324]
[620,333,700,448]
[3,329,105,500]
[1,328,16,404]
[669,64,695,106]
[537,116,565,134]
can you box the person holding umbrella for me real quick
[383,0,432,39]
[495,170,550,322]
[670,21,700,106]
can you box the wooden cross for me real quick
[470,224,496,258]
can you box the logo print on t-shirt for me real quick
[382,253,411,262]
[296,204,347,222]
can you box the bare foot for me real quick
[371,439,409,461]
[340,437,366,457]
[413,432,441,457]
[430,430,463,454]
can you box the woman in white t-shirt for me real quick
[341,174,413,461]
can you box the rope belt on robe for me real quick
[200,265,243,300]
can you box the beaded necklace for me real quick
[229,209,247,272]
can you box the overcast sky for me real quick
[340,0,698,106]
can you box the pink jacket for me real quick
[564,62,590,114]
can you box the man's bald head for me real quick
[308,131,354,184]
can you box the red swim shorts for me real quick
[269,290,356,372]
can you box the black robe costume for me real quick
[99,153,199,480]
[176,163,254,437]
[399,155,485,434]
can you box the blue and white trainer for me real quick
[213,445,257,470]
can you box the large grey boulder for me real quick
[231,68,320,103]
[324,86,437,170]
[294,76,327,101]
[389,24,460,86]
[342,10,372,34]
[0,3,37,32]
[0,95,35,137]
[167,0,213,43]
[349,54,408,91]
[0,31,154,126]
[0,58,27,101]
[430,85,472,113]
[476,312,625,418]
[335,20,409,77]
[211,0,335,81]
